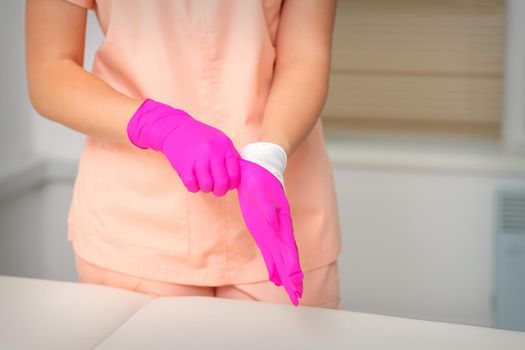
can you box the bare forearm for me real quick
[28,59,141,144]
[259,0,336,157]
[25,0,141,145]
[259,57,330,156]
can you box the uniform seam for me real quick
[186,191,191,256]
[205,2,222,124]
[77,230,187,254]
[225,194,230,283]
[202,3,229,278]
[77,234,338,270]
[311,297,342,308]
[70,225,341,272]
[198,3,210,114]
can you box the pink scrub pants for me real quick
[74,254,341,309]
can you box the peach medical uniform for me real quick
[65,0,342,296]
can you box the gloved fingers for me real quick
[225,152,241,190]
[251,197,296,295]
[244,215,297,301]
[272,268,282,286]
[258,241,282,286]
[178,168,199,193]
[286,261,303,299]
[280,246,303,301]
[194,162,213,193]
[243,209,283,286]
[266,233,299,306]
[237,187,281,285]
[275,256,299,306]
[283,278,299,306]
[288,270,304,299]
[278,209,304,298]
[209,157,230,197]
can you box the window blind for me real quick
[322,0,505,139]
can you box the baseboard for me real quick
[0,157,77,203]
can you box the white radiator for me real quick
[493,188,525,331]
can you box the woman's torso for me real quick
[68,0,342,285]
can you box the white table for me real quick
[1,275,524,349]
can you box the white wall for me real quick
[0,1,35,173]
[0,180,78,282]
[336,168,525,326]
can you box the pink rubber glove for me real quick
[237,145,304,306]
[127,98,240,196]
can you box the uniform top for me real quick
[65,0,342,285]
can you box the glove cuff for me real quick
[127,98,193,151]
[239,142,287,187]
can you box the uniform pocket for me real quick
[87,139,190,254]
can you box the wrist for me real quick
[240,141,287,187]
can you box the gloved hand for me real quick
[127,98,241,196]
[237,142,304,306]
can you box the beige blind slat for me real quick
[324,73,502,122]
[323,0,505,138]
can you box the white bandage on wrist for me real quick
[239,142,287,187]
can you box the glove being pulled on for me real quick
[237,142,304,306]
[127,98,241,196]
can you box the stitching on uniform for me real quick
[225,188,230,283]
[311,297,341,308]
[131,277,145,292]
[201,3,229,280]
